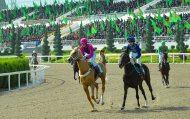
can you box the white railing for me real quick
[22,53,190,64]
[0,65,49,91]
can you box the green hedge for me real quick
[0,58,30,89]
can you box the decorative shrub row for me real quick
[0,58,30,89]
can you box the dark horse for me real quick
[68,58,80,83]
[159,53,170,87]
[118,51,156,110]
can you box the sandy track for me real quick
[0,64,190,119]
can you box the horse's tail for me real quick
[142,64,151,82]
[98,62,106,76]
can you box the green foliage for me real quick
[175,23,188,58]
[10,24,16,54]
[78,22,84,46]
[42,29,50,61]
[53,24,63,58]
[145,18,154,53]
[15,30,22,57]
[0,58,30,89]
[106,21,115,52]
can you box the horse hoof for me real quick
[135,106,141,109]
[96,100,100,104]
[91,109,98,112]
[121,107,125,110]
[152,97,156,100]
[101,102,105,105]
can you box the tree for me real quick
[106,21,115,52]
[78,21,84,45]
[42,29,50,61]
[15,29,22,57]
[10,24,16,54]
[145,18,154,53]
[175,23,188,60]
[174,24,181,50]
[53,24,63,58]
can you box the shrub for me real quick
[0,58,30,89]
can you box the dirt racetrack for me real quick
[0,64,190,119]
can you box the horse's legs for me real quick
[100,74,105,105]
[83,85,96,111]
[94,82,99,99]
[145,78,156,100]
[121,84,128,110]
[91,84,98,104]
[166,73,169,86]
[162,73,165,86]
[139,84,147,106]
[74,70,76,80]
[135,86,140,108]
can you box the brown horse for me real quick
[159,53,170,88]
[68,47,106,111]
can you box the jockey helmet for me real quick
[80,38,88,45]
[161,40,166,45]
[33,50,36,53]
[127,36,135,42]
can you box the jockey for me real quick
[158,40,169,70]
[79,38,103,76]
[126,36,144,76]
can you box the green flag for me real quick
[127,9,132,16]
[185,0,190,2]
[167,28,172,36]
[155,26,162,34]
[106,0,110,6]
[151,19,156,26]
[100,21,105,30]
[185,21,190,29]
[131,19,136,26]
[124,29,128,38]
[86,29,91,37]
[33,2,38,9]
[157,10,162,21]
[91,24,97,34]
[116,25,121,32]
[111,20,116,28]
[69,27,72,33]
[0,13,3,20]
[62,17,68,24]
[0,29,3,43]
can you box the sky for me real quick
[5,0,82,8]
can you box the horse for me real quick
[118,50,156,110]
[31,53,38,70]
[68,58,80,83]
[159,53,170,87]
[68,47,106,111]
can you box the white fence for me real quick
[22,53,190,64]
[0,65,49,91]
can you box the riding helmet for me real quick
[80,38,88,45]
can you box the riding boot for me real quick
[94,65,103,76]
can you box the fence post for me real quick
[151,55,153,63]
[18,73,20,89]
[8,75,11,91]
[183,54,185,64]
[48,56,50,63]
[172,53,174,64]
[56,57,57,63]
[108,56,110,63]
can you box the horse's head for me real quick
[118,50,130,69]
[162,53,168,63]
[68,47,83,62]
